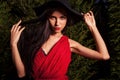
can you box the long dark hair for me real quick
[18,6,73,78]
[18,19,51,77]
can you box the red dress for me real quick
[32,36,71,80]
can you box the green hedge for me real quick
[0,0,120,80]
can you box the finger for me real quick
[81,12,84,16]
[16,26,21,32]
[89,11,95,20]
[11,25,15,32]
[16,20,22,27]
[19,27,25,33]
[85,12,90,16]
[89,11,93,16]
[11,26,22,34]
[12,25,19,32]
[11,20,22,32]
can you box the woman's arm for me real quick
[10,20,26,78]
[69,11,110,60]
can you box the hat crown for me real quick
[48,0,70,6]
[49,0,68,2]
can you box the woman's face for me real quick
[48,10,67,33]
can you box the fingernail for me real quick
[81,12,84,15]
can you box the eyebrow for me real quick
[60,16,67,18]
[49,15,67,18]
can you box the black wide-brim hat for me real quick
[21,0,83,26]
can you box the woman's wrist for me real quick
[11,43,18,48]
[88,25,97,32]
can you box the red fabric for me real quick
[32,36,71,80]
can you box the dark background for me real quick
[0,0,120,80]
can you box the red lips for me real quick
[54,27,60,30]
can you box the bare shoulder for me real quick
[68,39,76,47]
[68,38,82,53]
[68,39,82,49]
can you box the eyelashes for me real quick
[49,16,67,20]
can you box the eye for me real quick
[60,16,67,20]
[49,16,56,20]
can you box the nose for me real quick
[55,18,60,26]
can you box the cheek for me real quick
[62,20,67,26]
[49,20,54,26]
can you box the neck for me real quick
[51,32,63,37]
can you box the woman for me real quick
[10,0,110,80]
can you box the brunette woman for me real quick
[10,0,110,80]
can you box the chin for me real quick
[54,31,61,33]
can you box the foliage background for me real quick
[0,0,120,80]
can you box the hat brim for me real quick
[34,0,83,25]
[21,0,83,26]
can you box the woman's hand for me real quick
[11,20,26,78]
[11,20,25,46]
[83,11,96,31]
